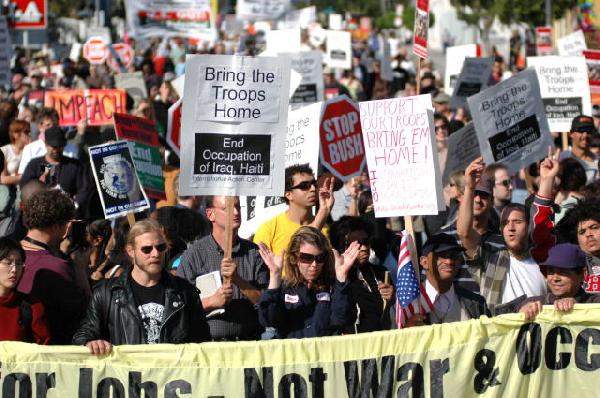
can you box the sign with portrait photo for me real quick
[89,141,150,219]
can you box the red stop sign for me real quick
[167,99,181,156]
[319,95,365,181]
[83,36,108,65]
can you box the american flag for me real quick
[396,230,433,328]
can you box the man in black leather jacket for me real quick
[73,219,210,353]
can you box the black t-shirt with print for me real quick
[129,277,166,344]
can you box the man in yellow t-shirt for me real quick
[253,164,334,256]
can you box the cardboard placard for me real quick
[584,50,600,95]
[179,54,291,197]
[325,30,352,70]
[557,30,587,57]
[44,89,127,126]
[450,57,493,111]
[114,72,148,104]
[329,14,343,30]
[468,69,553,174]
[320,95,365,182]
[167,99,182,156]
[89,141,150,219]
[535,27,553,56]
[442,122,480,185]
[10,0,47,29]
[527,56,592,132]
[281,51,324,107]
[444,44,479,94]
[0,17,12,88]
[239,102,321,239]
[360,94,444,217]
[266,29,301,54]
[113,113,165,200]
[280,6,316,29]
[236,0,290,21]
[412,0,429,59]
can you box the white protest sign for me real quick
[236,0,290,21]
[326,30,352,70]
[179,54,291,197]
[359,95,444,217]
[444,44,479,94]
[442,122,480,185]
[527,56,592,132]
[377,35,393,82]
[280,6,316,29]
[239,102,322,239]
[329,14,343,30]
[171,74,185,98]
[266,29,301,54]
[309,24,326,48]
[69,43,82,62]
[114,72,148,105]
[281,51,324,107]
[557,30,587,57]
[0,16,12,88]
[468,69,553,174]
[451,57,493,110]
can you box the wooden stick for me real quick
[126,213,136,228]
[222,196,235,286]
[415,58,422,94]
[561,131,569,151]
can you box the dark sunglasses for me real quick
[289,179,317,191]
[140,243,168,254]
[298,252,327,264]
[496,179,512,188]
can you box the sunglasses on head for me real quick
[298,252,327,264]
[289,179,317,191]
[140,243,167,254]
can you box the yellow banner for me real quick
[2,305,600,397]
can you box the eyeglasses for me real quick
[496,179,512,188]
[140,243,167,255]
[289,179,317,191]
[298,252,327,264]
[0,259,24,270]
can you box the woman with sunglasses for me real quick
[0,237,50,343]
[330,217,394,333]
[257,226,359,338]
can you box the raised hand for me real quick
[318,176,336,212]
[539,146,560,180]
[334,241,360,282]
[464,157,485,190]
[258,243,283,276]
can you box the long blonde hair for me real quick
[283,226,334,291]
[127,219,165,248]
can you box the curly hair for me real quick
[283,226,334,291]
[329,216,373,253]
[23,190,75,230]
[555,198,600,244]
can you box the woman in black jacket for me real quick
[257,226,359,338]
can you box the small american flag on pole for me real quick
[396,230,433,328]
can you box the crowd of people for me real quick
[0,28,599,357]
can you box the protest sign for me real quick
[0,16,12,88]
[44,89,127,126]
[167,99,182,156]
[468,69,553,174]
[89,141,150,219]
[557,30,587,57]
[107,43,134,72]
[179,54,290,197]
[450,57,493,111]
[412,0,429,59]
[114,72,148,104]
[125,0,217,42]
[527,56,592,132]
[360,94,443,217]
[326,30,352,70]
[281,51,324,107]
[584,50,600,95]
[329,13,342,30]
[266,28,301,54]
[444,44,479,94]
[7,296,598,396]
[69,42,82,61]
[280,6,315,29]
[86,26,111,43]
[236,0,290,21]
[535,26,553,56]
[239,102,321,239]
[9,0,47,29]
[442,122,480,185]
[320,95,365,182]
[377,35,393,82]
[83,36,108,65]
[114,113,165,200]
[308,23,326,47]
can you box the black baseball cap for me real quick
[570,115,597,134]
[421,233,464,256]
[44,126,66,148]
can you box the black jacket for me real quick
[73,268,210,345]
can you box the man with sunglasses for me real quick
[254,164,335,258]
[559,115,598,183]
[485,163,513,215]
[177,196,269,341]
[74,219,210,354]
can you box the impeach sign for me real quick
[44,89,126,126]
